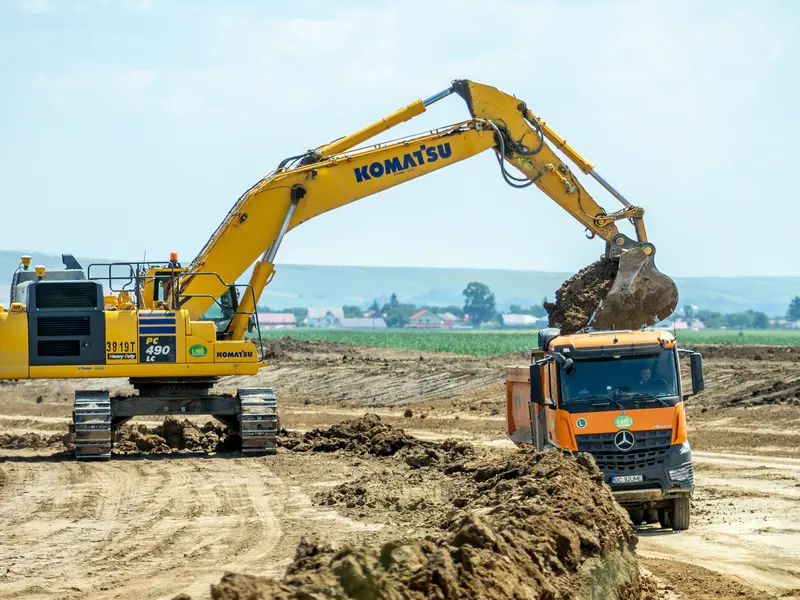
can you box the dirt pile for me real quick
[685,344,800,362]
[545,257,619,333]
[281,414,475,470]
[115,418,234,454]
[260,337,359,361]
[205,449,651,600]
[279,413,412,456]
[0,431,68,450]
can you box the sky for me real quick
[1,0,798,277]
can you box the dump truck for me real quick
[506,328,704,530]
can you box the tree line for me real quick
[680,296,800,329]
[257,285,800,330]
[258,282,545,327]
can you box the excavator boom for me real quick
[177,79,678,337]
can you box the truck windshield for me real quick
[560,350,679,407]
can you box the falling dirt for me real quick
[545,256,619,333]
[207,448,652,600]
[545,250,679,334]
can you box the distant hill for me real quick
[1,249,797,316]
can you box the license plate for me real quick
[611,475,643,484]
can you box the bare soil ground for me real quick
[1,339,798,599]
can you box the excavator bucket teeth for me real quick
[590,248,679,331]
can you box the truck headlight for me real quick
[668,464,693,482]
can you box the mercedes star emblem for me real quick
[614,430,635,451]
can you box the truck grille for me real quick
[576,430,673,472]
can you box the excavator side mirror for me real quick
[690,352,704,394]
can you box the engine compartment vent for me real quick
[35,282,100,309]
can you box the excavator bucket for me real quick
[591,248,679,331]
[544,247,679,334]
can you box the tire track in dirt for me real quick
[637,452,800,599]
[0,454,287,599]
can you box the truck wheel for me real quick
[646,509,659,524]
[671,495,691,531]
[628,509,644,525]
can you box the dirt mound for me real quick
[1,432,66,450]
[260,337,357,360]
[685,344,800,362]
[281,415,475,471]
[206,450,649,600]
[720,377,800,408]
[280,413,412,456]
[115,418,234,454]
[0,431,68,450]
[545,257,619,333]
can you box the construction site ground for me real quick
[1,339,798,599]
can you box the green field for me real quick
[255,328,800,356]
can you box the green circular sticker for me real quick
[576,418,587,429]
[189,344,208,357]
[614,415,633,429]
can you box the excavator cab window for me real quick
[199,285,239,336]
[152,272,172,305]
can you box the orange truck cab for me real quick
[506,328,704,531]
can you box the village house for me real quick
[257,313,296,329]
[340,317,387,329]
[669,319,707,330]
[501,314,539,329]
[304,306,345,328]
[406,309,458,329]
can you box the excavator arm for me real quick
[175,79,677,339]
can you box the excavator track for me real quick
[238,388,278,455]
[71,390,112,461]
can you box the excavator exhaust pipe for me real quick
[545,237,679,334]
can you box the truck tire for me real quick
[628,509,644,525]
[671,495,691,531]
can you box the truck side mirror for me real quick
[530,364,544,405]
[690,352,704,394]
[562,358,575,376]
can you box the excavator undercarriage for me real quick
[69,380,278,460]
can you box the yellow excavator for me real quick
[0,79,678,459]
